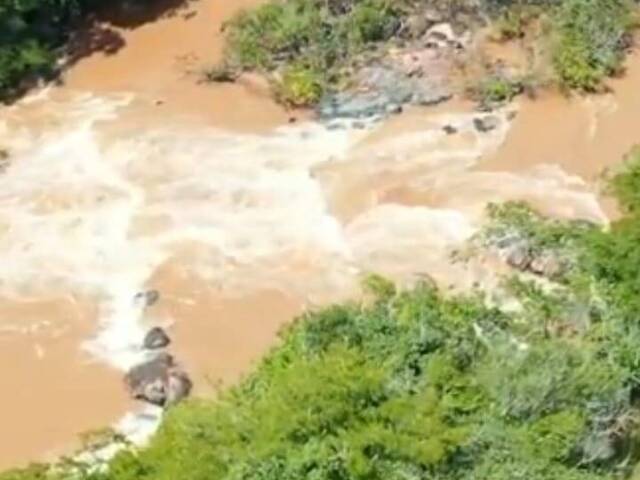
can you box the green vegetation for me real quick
[217,0,403,105]
[551,0,633,91]
[214,0,637,104]
[0,0,167,101]
[0,0,77,98]
[8,149,640,480]
[274,63,324,106]
[469,73,524,109]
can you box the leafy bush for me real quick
[274,63,324,106]
[469,74,524,108]
[219,0,402,103]
[551,0,633,91]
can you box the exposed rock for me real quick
[505,243,533,271]
[317,65,451,121]
[498,237,565,279]
[143,327,171,350]
[125,353,192,407]
[529,252,564,279]
[474,115,501,132]
[133,289,160,308]
[443,124,457,135]
[385,103,403,115]
[422,23,468,50]
[401,14,431,39]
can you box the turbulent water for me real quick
[0,87,609,466]
[1,0,634,469]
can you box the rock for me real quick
[423,23,466,50]
[505,243,533,271]
[529,252,564,278]
[443,125,457,135]
[133,289,160,308]
[125,353,192,407]
[402,14,431,39]
[317,91,394,120]
[474,115,500,133]
[143,327,171,350]
[423,8,443,25]
[317,65,451,121]
[166,370,193,405]
[385,103,403,115]
[414,88,452,106]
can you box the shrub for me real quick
[469,74,524,108]
[552,0,633,91]
[220,0,401,104]
[274,63,324,106]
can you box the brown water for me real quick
[1,0,639,470]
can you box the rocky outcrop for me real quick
[317,22,468,122]
[124,352,192,408]
[317,65,452,120]
[501,240,565,279]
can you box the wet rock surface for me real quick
[474,115,501,132]
[317,22,467,121]
[125,352,192,407]
[317,65,452,120]
[143,327,171,350]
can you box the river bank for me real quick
[1,0,639,471]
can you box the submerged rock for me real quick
[133,289,160,308]
[143,327,171,350]
[125,353,192,407]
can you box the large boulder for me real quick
[125,353,192,407]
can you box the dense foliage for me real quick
[0,0,74,97]
[6,149,640,479]
[551,0,633,91]
[0,0,163,100]
[220,0,404,105]
[216,0,636,104]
